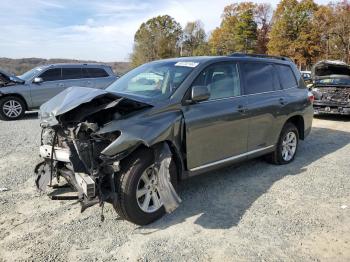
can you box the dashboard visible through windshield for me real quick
[315,78,350,86]
[107,61,196,101]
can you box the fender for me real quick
[99,110,185,160]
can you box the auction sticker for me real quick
[175,62,199,68]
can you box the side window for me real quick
[192,62,241,100]
[276,65,298,89]
[39,68,62,82]
[87,68,109,78]
[241,63,279,95]
[62,68,83,80]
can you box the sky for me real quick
[0,0,331,62]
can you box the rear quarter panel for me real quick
[279,87,313,141]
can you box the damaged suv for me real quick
[312,60,350,115]
[36,54,313,225]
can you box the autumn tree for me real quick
[328,1,350,63]
[255,3,273,54]
[268,0,321,68]
[234,8,257,53]
[131,15,182,66]
[209,2,271,55]
[181,21,207,56]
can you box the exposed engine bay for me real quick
[313,86,350,104]
[0,71,24,87]
[311,60,350,115]
[35,87,181,221]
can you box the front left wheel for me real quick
[0,96,25,120]
[113,147,178,225]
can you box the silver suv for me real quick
[0,63,118,120]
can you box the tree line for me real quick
[131,0,350,69]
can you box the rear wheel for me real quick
[0,96,25,120]
[266,122,299,165]
[113,147,178,225]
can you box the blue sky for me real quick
[0,0,330,62]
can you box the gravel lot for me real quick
[0,113,349,261]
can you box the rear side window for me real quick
[241,63,280,95]
[276,65,298,89]
[86,68,109,78]
[62,68,83,80]
[39,68,62,82]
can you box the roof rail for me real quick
[230,52,292,62]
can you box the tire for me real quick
[266,122,299,165]
[113,147,178,225]
[0,96,25,120]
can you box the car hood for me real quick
[0,69,24,87]
[39,86,152,126]
[312,60,350,80]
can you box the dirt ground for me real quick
[0,114,349,261]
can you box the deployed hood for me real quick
[39,86,152,126]
[0,69,24,87]
[312,60,350,80]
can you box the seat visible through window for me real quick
[192,62,240,100]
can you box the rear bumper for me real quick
[313,101,350,115]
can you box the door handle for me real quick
[57,83,65,87]
[279,98,287,105]
[237,104,246,113]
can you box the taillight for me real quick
[308,91,314,104]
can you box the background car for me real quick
[0,63,118,120]
[311,60,350,115]
[300,70,312,85]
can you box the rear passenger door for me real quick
[241,62,286,151]
[61,67,95,89]
[86,67,115,89]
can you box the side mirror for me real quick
[33,77,43,84]
[191,85,210,103]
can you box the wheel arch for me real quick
[0,93,29,111]
[285,115,305,140]
[117,140,184,182]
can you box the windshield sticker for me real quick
[175,62,199,68]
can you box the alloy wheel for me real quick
[136,165,162,213]
[281,131,297,161]
[3,100,23,118]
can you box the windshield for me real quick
[106,61,196,100]
[18,67,42,81]
[315,78,350,86]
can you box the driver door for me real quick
[182,62,249,171]
[30,68,66,108]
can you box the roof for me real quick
[36,63,110,70]
[149,54,293,65]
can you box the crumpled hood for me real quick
[39,86,152,126]
[312,60,350,80]
[40,86,117,117]
[0,69,24,87]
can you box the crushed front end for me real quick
[36,123,120,212]
[313,86,350,115]
[311,60,350,115]
[34,87,152,214]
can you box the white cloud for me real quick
[0,0,333,62]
